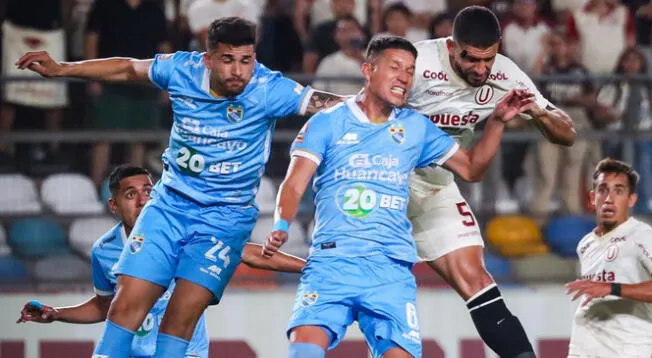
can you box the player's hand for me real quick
[262,230,288,258]
[492,89,536,123]
[16,301,59,323]
[565,280,612,306]
[14,51,63,78]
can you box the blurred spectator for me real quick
[69,0,95,61]
[383,0,447,34]
[0,0,71,166]
[300,0,359,73]
[256,0,304,72]
[594,47,652,213]
[312,15,365,95]
[296,0,370,40]
[164,0,197,50]
[551,0,586,30]
[186,0,262,51]
[502,0,551,74]
[567,0,636,74]
[428,11,454,39]
[377,2,428,43]
[529,31,594,220]
[85,0,170,187]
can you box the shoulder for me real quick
[492,54,536,86]
[632,219,652,238]
[576,231,596,254]
[396,107,430,128]
[91,223,123,255]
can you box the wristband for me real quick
[273,219,290,233]
[610,283,621,297]
[29,300,43,309]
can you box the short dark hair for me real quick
[108,165,151,196]
[592,158,640,193]
[429,11,454,38]
[336,14,363,32]
[383,3,412,26]
[207,17,257,51]
[365,35,417,61]
[452,6,501,48]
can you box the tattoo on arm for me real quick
[305,90,345,115]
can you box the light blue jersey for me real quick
[148,51,313,206]
[91,224,209,358]
[287,98,458,358]
[291,98,459,263]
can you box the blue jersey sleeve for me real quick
[416,115,459,168]
[148,51,189,90]
[265,70,314,118]
[90,248,114,296]
[290,111,334,165]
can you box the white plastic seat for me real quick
[255,177,277,215]
[41,174,104,214]
[34,253,91,281]
[69,216,119,257]
[0,174,42,214]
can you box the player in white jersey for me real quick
[566,158,652,358]
[405,6,577,358]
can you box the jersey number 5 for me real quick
[456,202,476,227]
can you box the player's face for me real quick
[591,172,637,230]
[109,175,153,231]
[363,49,415,107]
[447,39,498,87]
[204,43,256,97]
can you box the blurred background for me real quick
[0,0,651,357]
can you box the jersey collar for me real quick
[120,224,128,245]
[345,96,398,124]
[594,217,637,241]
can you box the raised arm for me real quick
[15,51,153,83]
[262,156,318,258]
[529,104,576,147]
[17,295,113,325]
[241,243,306,273]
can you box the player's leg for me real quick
[153,204,258,357]
[288,326,331,358]
[357,256,421,358]
[93,185,184,357]
[410,184,535,358]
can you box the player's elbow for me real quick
[241,243,263,268]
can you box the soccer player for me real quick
[566,158,652,357]
[15,165,306,357]
[15,17,339,358]
[263,35,536,358]
[405,6,577,357]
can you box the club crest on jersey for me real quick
[475,85,494,105]
[389,123,406,144]
[226,103,244,123]
[129,236,145,254]
[605,244,619,262]
[301,292,319,307]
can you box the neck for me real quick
[124,224,133,238]
[357,90,392,123]
[596,218,628,236]
[209,78,225,98]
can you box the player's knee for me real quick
[288,342,325,358]
[107,276,165,328]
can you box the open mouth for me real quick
[390,86,406,96]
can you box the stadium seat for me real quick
[512,253,579,283]
[69,216,119,257]
[0,224,10,256]
[41,173,104,214]
[545,215,595,258]
[255,177,276,215]
[486,215,545,257]
[9,218,69,258]
[484,250,512,282]
[0,174,43,215]
[0,256,29,282]
[33,253,91,282]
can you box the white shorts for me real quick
[2,21,68,108]
[408,181,484,262]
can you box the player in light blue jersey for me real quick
[16,165,306,357]
[16,16,340,357]
[263,36,537,358]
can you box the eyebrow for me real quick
[461,50,495,61]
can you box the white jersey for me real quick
[569,218,652,357]
[406,38,551,193]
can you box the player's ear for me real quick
[628,192,638,209]
[361,62,373,82]
[203,52,212,68]
[446,38,456,57]
[588,190,596,211]
[108,197,118,215]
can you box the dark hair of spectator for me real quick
[108,165,151,196]
[429,11,454,38]
[207,17,257,51]
[592,158,640,193]
[365,35,417,61]
[452,6,501,48]
[382,2,412,30]
[336,14,364,32]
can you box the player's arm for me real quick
[442,89,534,182]
[15,51,153,83]
[16,295,112,324]
[241,243,306,273]
[528,104,576,147]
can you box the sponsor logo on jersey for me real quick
[605,244,619,262]
[581,270,615,282]
[579,241,593,255]
[422,70,449,81]
[226,104,244,123]
[129,235,145,254]
[428,111,480,126]
[337,132,360,145]
[348,154,400,169]
[425,89,454,97]
[475,85,494,105]
[489,71,509,81]
[389,123,406,144]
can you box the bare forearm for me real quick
[276,181,303,223]
[620,281,652,303]
[59,58,145,82]
[531,107,576,146]
[242,243,305,273]
[55,296,110,324]
[466,118,505,181]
